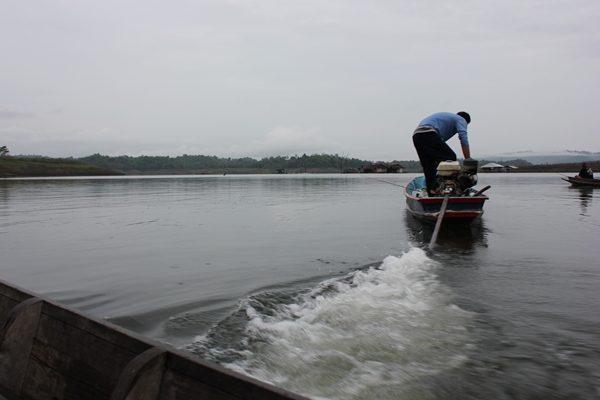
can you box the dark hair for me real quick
[457,111,471,124]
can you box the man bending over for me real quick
[412,111,472,195]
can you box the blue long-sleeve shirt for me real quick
[417,112,469,146]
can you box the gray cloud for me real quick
[1,1,599,159]
[0,110,36,119]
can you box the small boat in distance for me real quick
[561,176,600,187]
[405,176,489,223]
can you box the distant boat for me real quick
[404,176,489,223]
[561,176,600,187]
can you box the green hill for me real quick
[0,157,124,178]
[77,153,423,174]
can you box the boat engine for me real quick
[435,159,479,196]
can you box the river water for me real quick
[1,173,599,399]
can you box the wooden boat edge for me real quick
[0,279,309,400]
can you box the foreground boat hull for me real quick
[0,280,308,400]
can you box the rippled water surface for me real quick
[1,173,599,399]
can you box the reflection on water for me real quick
[403,211,488,252]
[574,186,594,216]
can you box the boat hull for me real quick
[405,195,487,223]
[404,177,488,223]
[562,177,600,187]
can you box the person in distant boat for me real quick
[412,111,472,195]
[576,163,593,179]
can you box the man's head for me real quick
[457,111,471,124]
[582,163,588,168]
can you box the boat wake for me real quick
[186,247,474,400]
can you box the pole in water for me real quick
[429,195,449,250]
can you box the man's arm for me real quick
[461,145,471,160]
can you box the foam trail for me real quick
[189,247,473,400]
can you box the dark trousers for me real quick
[412,131,457,193]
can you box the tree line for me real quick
[78,153,424,173]
[78,153,541,174]
[11,144,592,175]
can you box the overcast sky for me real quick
[1,1,599,161]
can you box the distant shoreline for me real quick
[2,155,598,178]
[0,157,124,178]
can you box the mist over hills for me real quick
[481,150,600,164]
[8,149,600,166]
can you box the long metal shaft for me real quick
[429,195,449,250]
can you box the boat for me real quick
[404,176,489,223]
[561,176,600,187]
[0,279,309,400]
